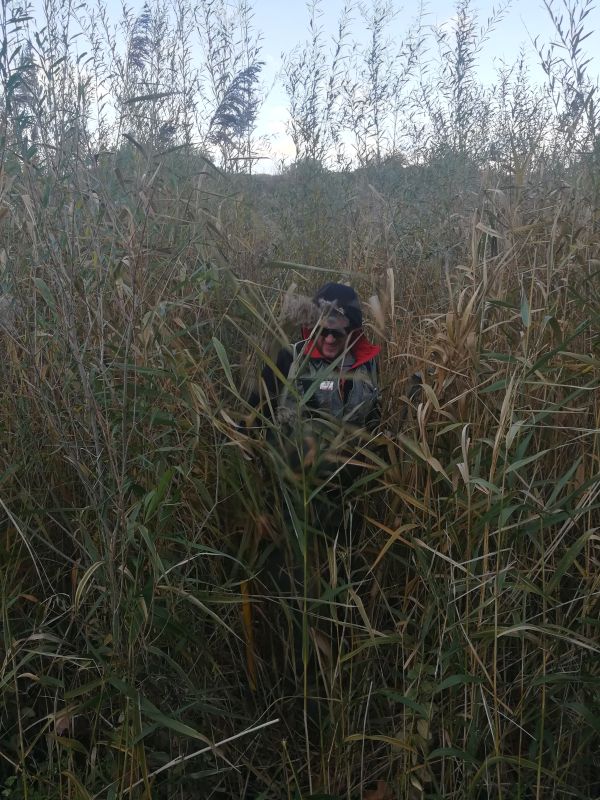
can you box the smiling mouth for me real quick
[322,342,344,356]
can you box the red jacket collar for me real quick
[300,327,381,369]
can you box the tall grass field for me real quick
[0,0,599,797]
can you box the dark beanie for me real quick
[313,282,363,330]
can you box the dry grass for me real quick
[1,0,599,791]
[0,144,599,800]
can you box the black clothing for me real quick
[247,347,294,413]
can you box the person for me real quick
[240,283,382,695]
[241,281,383,571]
[247,282,381,446]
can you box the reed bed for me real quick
[0,142,598,800]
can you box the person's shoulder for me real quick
[351,336,381,362]
[275,346,295,375]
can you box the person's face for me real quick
[316,317,351,361]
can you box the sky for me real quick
[25,0,600,168]
[250,0,600,80]
[249,0,600,166]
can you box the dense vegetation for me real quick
[1,0,599,797]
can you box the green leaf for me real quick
[108,676,211,742]
[34,277,57,313]
[532,672,598,686]
[504,448,551,475]
[340,634,404,663]
[212,336,237,393]
[149,409,176,427]
[558,351,600,367]
[547,529,597,594]
[526,319,591,376]
[144,468,173,522]
[427,747,478,764]
[498,503,524,527]
[65,677,107,701]
[50,735,88,755]
[397,433,450,481]
[378,690,429,718]
[542,314,563,341]
[62,770,92,800]
[469,477,500,494]
[480,378,509,394]
[563,703,600,733]
[480,351,519,363]
[486,299,518,310]
[141,704,211,742]
[520,292,530,327]
[434,674,483,693]
[468,755,559,796]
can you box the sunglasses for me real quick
[318,327,349,340]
